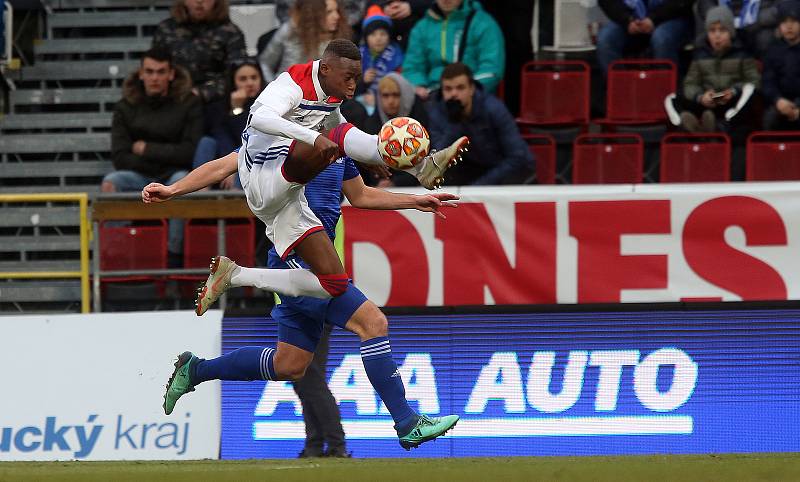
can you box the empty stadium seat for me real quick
[746,132,800,181]
[523,134,557,184]
[660,133,730,182]
[598,60,677,126]
[99,219,168,283]
[183,218,256,270]
[572,133,644,184]
[518,60,590,127]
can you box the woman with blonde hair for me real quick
[259,0,353,81]
[152,0,247,103]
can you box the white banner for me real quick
[343,182,800,306]
[0,311,222,461]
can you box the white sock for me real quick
[230,266,332,299]
[343,127,383,165]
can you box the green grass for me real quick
[1,454,799,482]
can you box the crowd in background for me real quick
[101,0,800,227]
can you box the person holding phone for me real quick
[680,6,760,134]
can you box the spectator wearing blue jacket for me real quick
[762,0,800,130]
[426,63,534,186]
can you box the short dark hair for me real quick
[142,48,173,67]
[323,39,362,62]
[441,62,474,84]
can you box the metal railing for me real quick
[0,193,91,313]
[90,191,252,312]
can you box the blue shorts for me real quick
[268,250,367,353]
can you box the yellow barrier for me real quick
[0,193,91,313]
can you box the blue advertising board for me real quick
[221,310,800,458]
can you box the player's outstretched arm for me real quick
[142,151,238,203]
[342,175,458,219]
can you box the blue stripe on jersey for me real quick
[298,103,338,112]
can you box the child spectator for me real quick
[680,6,760,134]
[698,0,781,57]
[762,0,800,130]
[356,5,404,114]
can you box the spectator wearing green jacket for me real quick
[402,0,505,99]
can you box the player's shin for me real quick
[193,347,277,383]
[360,337,419,434]
[230,266,342,298]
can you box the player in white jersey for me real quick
[144,39,467,313]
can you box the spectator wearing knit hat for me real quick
[356,5,404,113]
[697,0,782,57]
[680,5,760,179]
[762,0,800,130]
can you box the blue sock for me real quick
[193,346,276,384]
[360,337,418,435]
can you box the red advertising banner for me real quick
[342,184,800,306]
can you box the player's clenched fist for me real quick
[142,182,175,203]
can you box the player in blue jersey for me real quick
[142,150,460,450]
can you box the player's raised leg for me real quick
[344,299,459,450]
[164,342,315,415]
[320,122,470,190]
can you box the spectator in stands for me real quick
[680,6,760,133]
[193,58,265,189]
[403,0,505,99]
[152,0,246,104]
[762,0,800,130]
[596,0,694,74]
[681,6,760,180]
[361,73,427,186]
[425,63,534,185]
[103,48,203,267]
[366,0,432,50]
[355,5,404,114]
[698,0,781,57]
[259,0,352,82]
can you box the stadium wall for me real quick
[343,183,800,306]
[221,309,800,459]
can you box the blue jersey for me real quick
[267,156,360,263]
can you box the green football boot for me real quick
[163,351,198,415]
[398,414,459,450]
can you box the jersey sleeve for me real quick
[343,156,361,180]
[248,72,321,146]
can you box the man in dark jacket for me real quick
[426,63,534,186]
[762,0,800,130]
[102,48,204,263]
[597,0,694,73]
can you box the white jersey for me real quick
[246,59,345,151]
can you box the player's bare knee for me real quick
[285,365,307,381]
[357,312,388,339]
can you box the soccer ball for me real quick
[377,117,430,169]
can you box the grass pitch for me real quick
[1,453,798,482]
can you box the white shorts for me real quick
[238,128,324,259]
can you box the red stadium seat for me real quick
[99,220,168,273]
[746,132,800,181]
[599,60,677,126]
[660,133,731,182]
[572,133,644,184]
[99,220,168,285]
[517,60,590,127]
[183,218,256,272]
[523,134,557,184]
